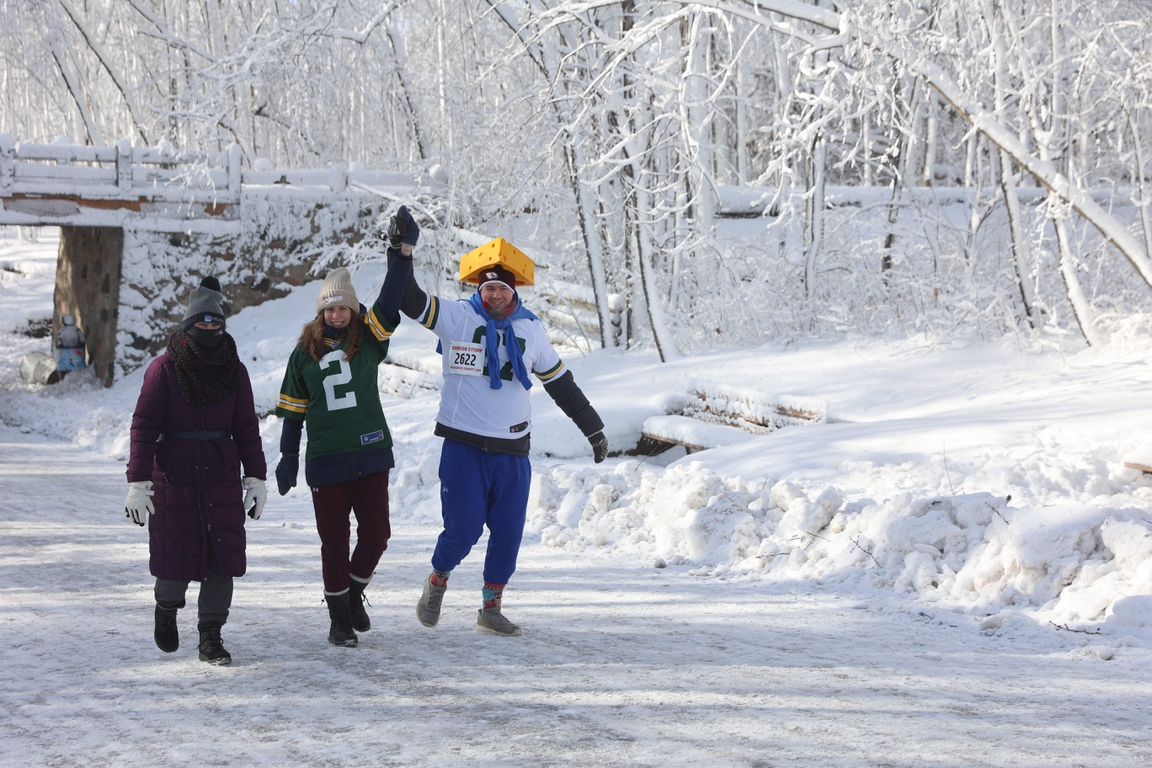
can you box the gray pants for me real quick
[154,541,233,626]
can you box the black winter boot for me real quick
[326,592,358,647]
[197,622,232,665]
[154,605,179,653]
[348,578,371,633]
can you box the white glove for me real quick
[243,476,268,520]
[125,481,155,526]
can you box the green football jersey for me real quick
[276,303,397,461]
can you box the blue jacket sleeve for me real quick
[279,417,303,456]
[375,247,417,323]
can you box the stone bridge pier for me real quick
[54,227,122,387]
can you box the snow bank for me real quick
[525,459,1152,639]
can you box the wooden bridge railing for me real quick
[0,135,421,208]
[0,134,242,204]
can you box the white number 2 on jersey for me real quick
[320,349,357,411]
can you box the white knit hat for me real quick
[315,268,359,314]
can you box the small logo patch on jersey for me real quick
[509,421,529,434]
[360,429,385,445]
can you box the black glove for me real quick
[587,431,609,464]
[387,205,420,251]
[276,454,299,496]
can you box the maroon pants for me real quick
[310,471,391,594]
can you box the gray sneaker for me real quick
[475,608,522,636]
[417,575,446,627]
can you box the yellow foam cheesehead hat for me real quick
[458,237,535,286]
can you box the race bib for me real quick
[448,341,485,376]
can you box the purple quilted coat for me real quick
[127,354,267,581]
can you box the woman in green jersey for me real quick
[274,262,410,648]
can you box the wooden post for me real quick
[329,162,347,193]
[227,143,241,199]
[0,132,13,190]
[115,138,132,191]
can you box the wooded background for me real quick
[4,0,1151,357]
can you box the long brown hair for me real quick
[298,311,363,362]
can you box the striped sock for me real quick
[429,569,451,588]
[482,582,505,613]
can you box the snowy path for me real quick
[1,424,1150,767]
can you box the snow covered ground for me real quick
[3,229,1152,765]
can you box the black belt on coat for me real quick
[157,430,231,442]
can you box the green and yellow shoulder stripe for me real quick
[366,302,398,341]
[534,359,566,382]
[277,392,307,415]
[417,295,440,330]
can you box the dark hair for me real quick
[298,311,363,362]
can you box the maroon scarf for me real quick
[167,329,243,406]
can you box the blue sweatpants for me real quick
[431,439,531,584]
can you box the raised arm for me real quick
[377,205,427,321]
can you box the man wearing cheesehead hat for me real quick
[384,206,609,636]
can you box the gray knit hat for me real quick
[316,268,359,314]
[182,276,226,330]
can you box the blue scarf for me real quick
[467,291,537,390]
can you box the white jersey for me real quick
[415,294,566,439]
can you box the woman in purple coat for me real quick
[124,277,268,666]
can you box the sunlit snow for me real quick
[2,229,1151,765]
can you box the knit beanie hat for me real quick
[477,264,517,291]
[316,268,359,314]
[181,276,226,330]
